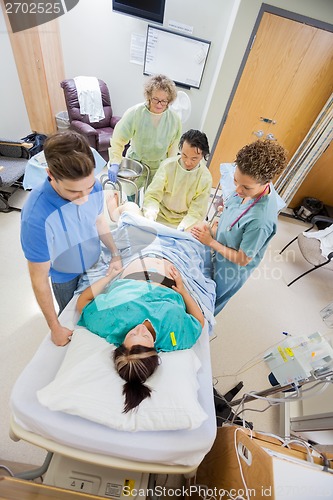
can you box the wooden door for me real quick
[209,12,333,207]
[2,6,65,134]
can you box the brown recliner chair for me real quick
[60,78,121,161]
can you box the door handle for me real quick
[253,130,264,138]
[260,117,276,124]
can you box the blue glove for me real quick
[108,163,120,183]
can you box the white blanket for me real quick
[37,327,208,432]
[74,76,105,123]
[303,224,333,259]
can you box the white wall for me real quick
[0,9,30,138]
[58,0,235,138]
[0,0,235,142]
[0,0,332,146]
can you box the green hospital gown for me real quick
[77,279,202,351]
[108,103,182,182]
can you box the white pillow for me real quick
[37,327,207,432]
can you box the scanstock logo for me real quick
[4,1,80,32]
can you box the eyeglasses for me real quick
[151,97,169,106]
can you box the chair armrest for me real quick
[0,139,31,149]
[70,121,98,137]
[311,215,333,226]
[110,115,122,129]
[0,139,31,159]
[70,122,98,149]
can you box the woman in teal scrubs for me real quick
[76,256,204,412]
[191,140,287,315]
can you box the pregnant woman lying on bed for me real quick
[76,256,204,413]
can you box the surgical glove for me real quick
[108,163,120,183]
[144,208,158,221]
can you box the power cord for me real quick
[233,427,252,500]
[213,331,333,380]
[0,465,14,476]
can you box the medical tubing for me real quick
[232,387,288,423]
[233,428,329,468]
[282,438,314,463]
[260,431,331,468]
[230,380,332,427]
[14,451,53,480]
[234,427,252,500]
[231,401,274,424]
[215,332,333,380]
[243,380,331,404]
[214,332,296,378]
[234,428,333,471]
[232,381,333,430]
[260,430,328,463]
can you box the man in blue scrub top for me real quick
[21,131,122,346]
[191,140,287,315]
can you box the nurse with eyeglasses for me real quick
[108,74,182,187]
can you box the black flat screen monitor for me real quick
[144,25,211,89]
[112,0,166,24]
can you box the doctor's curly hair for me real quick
[144,74,177,105]
[235,139,288,184]
[113,344,160,413]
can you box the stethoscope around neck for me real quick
[226,184,270,231]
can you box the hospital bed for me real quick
[9,213,217,497]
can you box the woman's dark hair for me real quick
[179,129,210,161]
[235,139,288,184]
[113,344,160,413]
[44,130,95,181]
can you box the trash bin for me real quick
[55,111,70,131]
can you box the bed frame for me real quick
[9,216,217,496]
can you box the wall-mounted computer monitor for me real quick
[144,25,211,89]
[112,0,166,24]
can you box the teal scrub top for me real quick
[214,187,279,313]
[77,279,202,352]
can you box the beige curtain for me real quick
[275,93,333,206]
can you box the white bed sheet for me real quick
[10,297,216,468]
